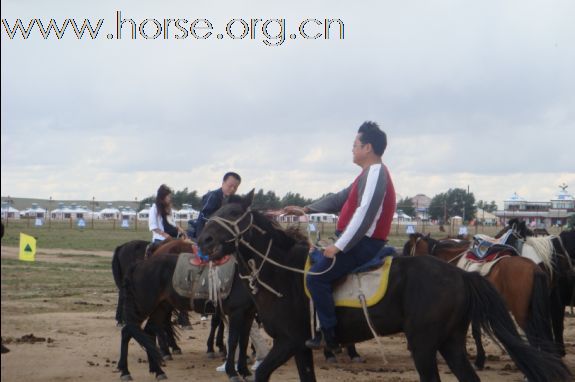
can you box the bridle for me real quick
[410,235,467,264]
[206,208,336,298]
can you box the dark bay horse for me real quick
[111,238,227,359]
[116,241,256,381]
[403,233,555,368]
[198,191,571,382]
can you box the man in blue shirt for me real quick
[195,172,242,239]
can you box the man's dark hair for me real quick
[358,121,387,156]
[223,172,241,183]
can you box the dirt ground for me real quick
[1,247,574,382]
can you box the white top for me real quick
[148,204,176,241]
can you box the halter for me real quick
[409,235,437,257]
[411,235,467,264]
[206,208,337,298]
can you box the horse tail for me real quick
[111,244,124,289]
[526,270,555,354]
[464,271,571,382]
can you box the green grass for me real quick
[1,255,117,315]
[2,220,153,251]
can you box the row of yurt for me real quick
[136,204,199,221]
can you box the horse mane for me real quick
[251,210,309,250]
[524,236,555,274]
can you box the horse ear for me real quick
[242,189,255,209]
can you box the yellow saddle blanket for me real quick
[304,256,393,308]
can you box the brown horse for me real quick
[403,233,555,369]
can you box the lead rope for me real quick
[357,275,388,365]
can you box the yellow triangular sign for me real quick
[19,233,36,262]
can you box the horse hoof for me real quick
[156,373,168,380]
[162,354,173,361]
[325,357,337,364]
[351,356,365,364]
[171,349,182,355]
[206,352,217,359]
[229,377,243,382]
[120,374,133,381]
[244,376,255,382]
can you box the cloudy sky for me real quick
[2,0,574,207]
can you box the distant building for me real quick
[494,184,575,227]
[176,204,199,221]
[1,202,20,219]
[309,213,338,223]
[20,203,47,219]
[410,194,431,220]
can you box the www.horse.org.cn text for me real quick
[1,11,345,47]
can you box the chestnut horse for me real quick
[403,233,555,369]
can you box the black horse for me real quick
[198,190,571,382]
[504,219,575,356]
[112,239,227,359]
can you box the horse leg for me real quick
[164,312,182,355]
[236,312,255,379]
[144,320,170,362]
[408,338,440,382]
[323,348,337,363]
[254,340,297,382]
[144,311,169,379]
[471,321,485,370]
[117,325,133,380]
[206,313,217,357]
[116,289,125,326]
[550,287,566,356]
[439,330,480,382]
[176,310,192,329]
[225,312,241,381]
[294,346,316,382]
[216,315,227,356]
[346,344,364,363]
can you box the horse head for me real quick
[199,189,255,261]
[402,232,431,256]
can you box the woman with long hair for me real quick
[148,184,186,243]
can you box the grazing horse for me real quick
[403,233,555,368]
[198,190,571,382]
[501,219,575,356]
[112,239,227,359]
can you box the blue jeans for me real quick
[306,236,386,331]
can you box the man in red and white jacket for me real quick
[284,121,396,351]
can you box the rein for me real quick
[207,209,337,298]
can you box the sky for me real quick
[2,0,574,207]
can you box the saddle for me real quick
[304,247,396,308]
[467,230,519,261]
[172,253,236,303]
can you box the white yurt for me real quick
[1,202,20,219]
[20,203,47,218]
[119,206,138,221]
[393,210,413,223]
[309,213,338,223]
[176,204,199,222]
[99,203,120,220]
[138,204,151,221]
